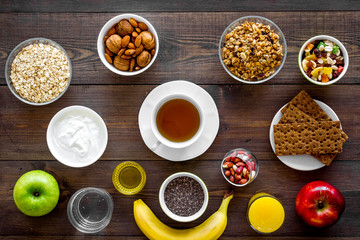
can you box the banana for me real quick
[133,191,233,240]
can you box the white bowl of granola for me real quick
[298,35,348,85]
[5,38,72,105]
[219,16,287,84]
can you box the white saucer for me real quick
[138,80,219,161]
[269,100,340,171]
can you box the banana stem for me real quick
[218,189,234,213]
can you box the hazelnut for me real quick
[116,19,134,37]
[137,50,152,67]
[114,55,130,71]
[141,31,156,50]
[106,34,122,54]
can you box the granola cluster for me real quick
[10,43,70,103]
[221,21,283,81]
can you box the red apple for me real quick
[295,181,345,228]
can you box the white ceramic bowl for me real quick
[5,38,72,105]
[159,172,209,222]
[298,35,349,85]
[47,106,108,167]
[97,14,159,76]
[219,16,287,84]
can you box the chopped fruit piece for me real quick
[311,67,323,78]
[323,67,332,75]
[321,74,329,83]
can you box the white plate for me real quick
[138,80,219,161]
[269,100,340,171]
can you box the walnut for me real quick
[106,34,122,54]
[141,31,156,50]
[137,50,151,67]
[116,19,134,37]
[114,55,130,71]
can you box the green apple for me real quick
[13,170,60,217]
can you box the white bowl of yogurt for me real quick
[47,106,108,167]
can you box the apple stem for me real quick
[34,192,39,197]
[318,200,324,209]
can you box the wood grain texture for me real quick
[1,0,360,12]
[0,3,360,239]
[0,160,359,238]
[0,12,359,85]
[0,85,359,162]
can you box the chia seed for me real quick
[164,176,204,217]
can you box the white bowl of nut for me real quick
[159,172,209,222]
[219,16,287,84]
[97,14,159,76]
[5,38,72,105]
[298,35,348,85]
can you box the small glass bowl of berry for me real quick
[298,35,348,85]
[221,148,259,187]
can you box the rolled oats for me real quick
[222,21,284,81]
[10,43,70,103]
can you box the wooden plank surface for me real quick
[0,1,360,239]
[0,160,359,238]
[1,0,360,12]
[0,12,359,85]
[1,85,359,161]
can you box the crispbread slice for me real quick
[281,90,331,121]
[279,104,315,124]
[279,105,343,165]
[274,121,344,156]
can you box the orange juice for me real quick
[247,193,285,234]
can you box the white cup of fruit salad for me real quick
[298,35,348,85]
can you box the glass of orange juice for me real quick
[247,192,285,234]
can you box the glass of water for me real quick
[67,187,114,233]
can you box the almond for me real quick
[135,27,141,33]
[138,22,148,31]
[128,42,135,49]
[125,49,136,55]
[122,35,130,48]
[129,58,136,71]
[105,53,113,64]
[105,47,113,57]
[121,54,132,60]
[135,35,142,48]
[129,18,138,28]
[135,44,144,56]
[106,27,116,37]
[118,48,126,56]
[132,31,138,38]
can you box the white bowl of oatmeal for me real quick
[5,38,72,105]
[219,16,287,84]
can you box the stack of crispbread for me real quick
[274,90,348,166]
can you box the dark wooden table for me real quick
[1,1,359,239]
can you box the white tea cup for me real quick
[150,94,204,150]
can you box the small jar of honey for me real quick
[112,161,146,195]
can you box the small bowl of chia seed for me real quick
[159,172,209,222]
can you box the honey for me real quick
[112,161,146,195]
